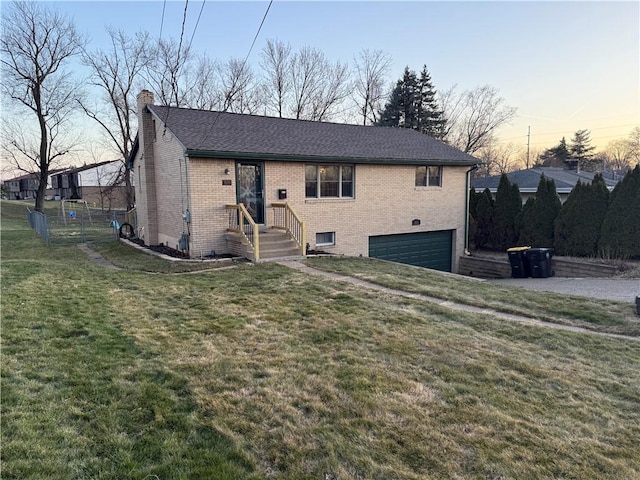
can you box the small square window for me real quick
[316,232,335,246]
[415,165,442,187]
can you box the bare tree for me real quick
[476,141,523,177]
[218,58,262,114]
[290,46,324,120]
[289,46,350,121]
[352,49,392,125]
[190,54,223,110]
[310,60,350,121]
[440,84,517,154]
[260,39,292,118]
[80,28,152,208]
[601,139,633,171]
[144,37,192,107]
[1,1,86,211]
[626,126,640,167]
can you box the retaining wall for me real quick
[458,255,619,279]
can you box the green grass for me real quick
[304,256,640,337]
[92,240,244,273]
[2,200,640,479]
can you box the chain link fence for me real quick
[26,204,130,246]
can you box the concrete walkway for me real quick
[78,243,121,270]
[276,260,639,343]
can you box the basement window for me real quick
[415,165,442,187]
[316,232,335,247]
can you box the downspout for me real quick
[464,163,480,255]
[180,153,192,256]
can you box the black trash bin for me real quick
[506,246,531,278]
[528,248,554,278]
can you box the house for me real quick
[51,160,129,209]
[128,90,478,272]
[471,166,622,204]
[2,171,61,200]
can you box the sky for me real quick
[3,0,640,165]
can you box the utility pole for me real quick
[526,126,531,169]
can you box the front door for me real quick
[236,162,265,224]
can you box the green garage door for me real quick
[369,230,453,272]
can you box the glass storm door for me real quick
[236,162,265,224]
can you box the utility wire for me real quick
[188,0,207,51]
[163,0,190,135]
[204,0,274,135]
[159,0,167,39]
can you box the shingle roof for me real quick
[471,167,621,193]
[147,105,478,165]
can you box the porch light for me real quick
[224,168,230,175]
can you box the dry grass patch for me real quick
[3,202,639,479]
[110,265,640,479]
[304,256,640,336]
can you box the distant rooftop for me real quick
[471,166,621,193]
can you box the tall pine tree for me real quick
[377,65,445,138]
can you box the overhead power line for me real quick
[205,0,274,132]
[188,1,207,51]
[159,0,167,39]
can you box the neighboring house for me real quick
[471,166,622,204]
[129,90,478,272]
[51,160,128,209]
[2,171,60,200]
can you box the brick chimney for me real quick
[136,90,158,244]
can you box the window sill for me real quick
[305,197,355,203]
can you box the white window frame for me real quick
[415,165,443,187]
[305,164,354,198]
[315,231,336,246]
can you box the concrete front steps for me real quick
[225,228,304,262]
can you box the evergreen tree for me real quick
[599,165,640,259]
[494,174,522,249]
[519,174,562,247]
[416,65,445,138]
[377,65,445,138]
[473,188,495,249]
[539,137,570,167]
[570,129,598,171]
[516,197,535,244]
[469,187,479,220]
[554,176,608,257]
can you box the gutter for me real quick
[464,163,480,255]
[184,148,477,167]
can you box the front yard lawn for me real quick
[2,201,639,479]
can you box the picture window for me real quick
[306,165,354,198]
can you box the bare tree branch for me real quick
[440,84,517,154]
[1,1,86,211]
[260,39,292,118]
[352,49,392,125]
